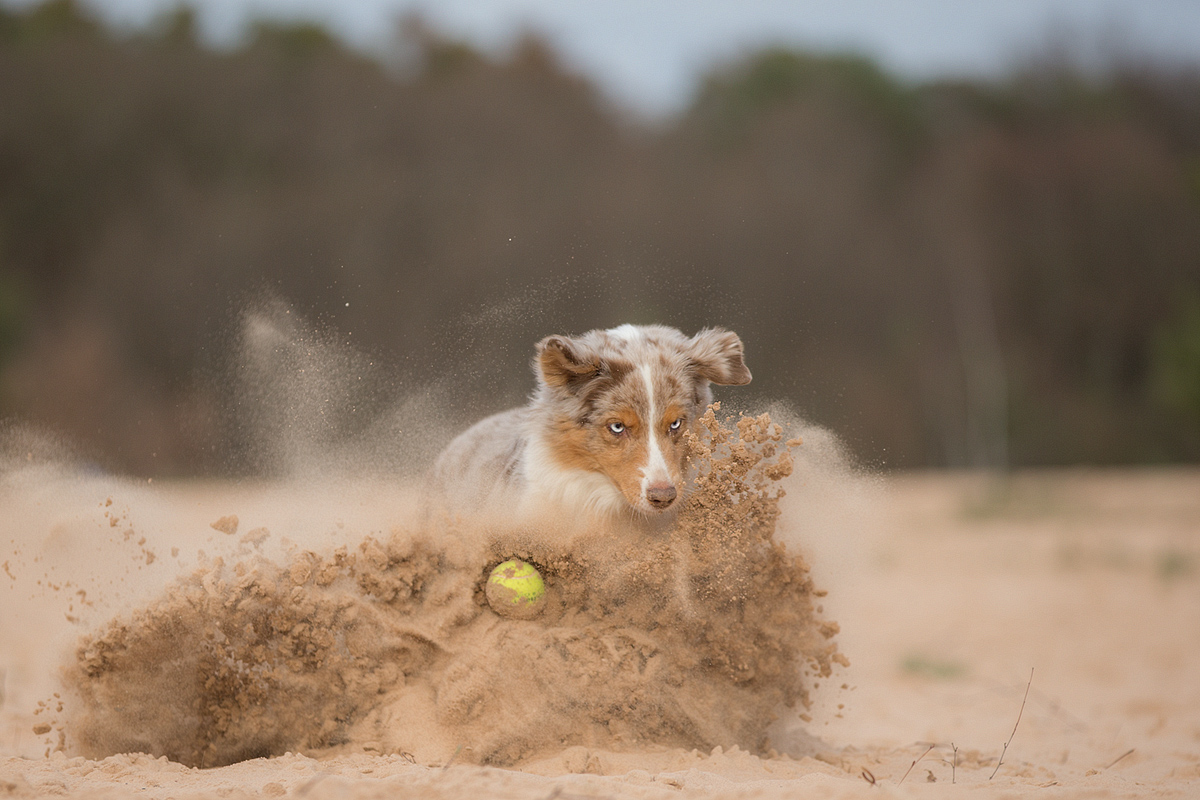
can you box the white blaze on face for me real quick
[639,363,672,497]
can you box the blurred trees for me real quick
[1,0,1198,474]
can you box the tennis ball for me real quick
[486,559,546,619]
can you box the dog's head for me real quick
[532,324,751,515]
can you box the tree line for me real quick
[2,0,1199,475]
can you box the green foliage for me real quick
[901,654,968,680]
[1151,294,1200,421]
[424,40,485,79]
[395,16,486,80]
[148,5,198,48]
[0,0,100,44]
[247,19,341,60]
[691,48,924,144]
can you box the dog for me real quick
[429,324,751,522]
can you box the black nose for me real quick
[646,484,677,509]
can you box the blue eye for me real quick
[608,422,626,435]
[669,419,682,431]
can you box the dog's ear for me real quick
[536,335,601,390]
[689,328,752,386]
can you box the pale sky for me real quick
[7,0,1200,115]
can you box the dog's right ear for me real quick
[536,335,601,390]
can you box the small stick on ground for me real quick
[990,667,1034,780]
[1104,748,1135,770]
[898,744,935,785]
[951,742,958,784]
[442,744,464,771]
[860,767,876,786]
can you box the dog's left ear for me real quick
[689,328,752,385]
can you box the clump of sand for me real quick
[60,406,844,768]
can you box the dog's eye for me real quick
[607,422,625,435]
[669,419,682,431]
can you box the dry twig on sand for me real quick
[898,744,935,785]
[442,744,464,771]
[1104,748,1136,770]
[990,668,1034,780]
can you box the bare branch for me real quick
[990,668,1034,780]
[899,744,935,785]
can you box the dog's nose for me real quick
[646,484,677,509]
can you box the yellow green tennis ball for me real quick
[486,559,546,619]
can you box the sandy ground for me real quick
[2,467,1199,798]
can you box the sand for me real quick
[3,441,1199,798]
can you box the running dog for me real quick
[430,324,751,521]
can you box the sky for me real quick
[7,0,1200,116]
